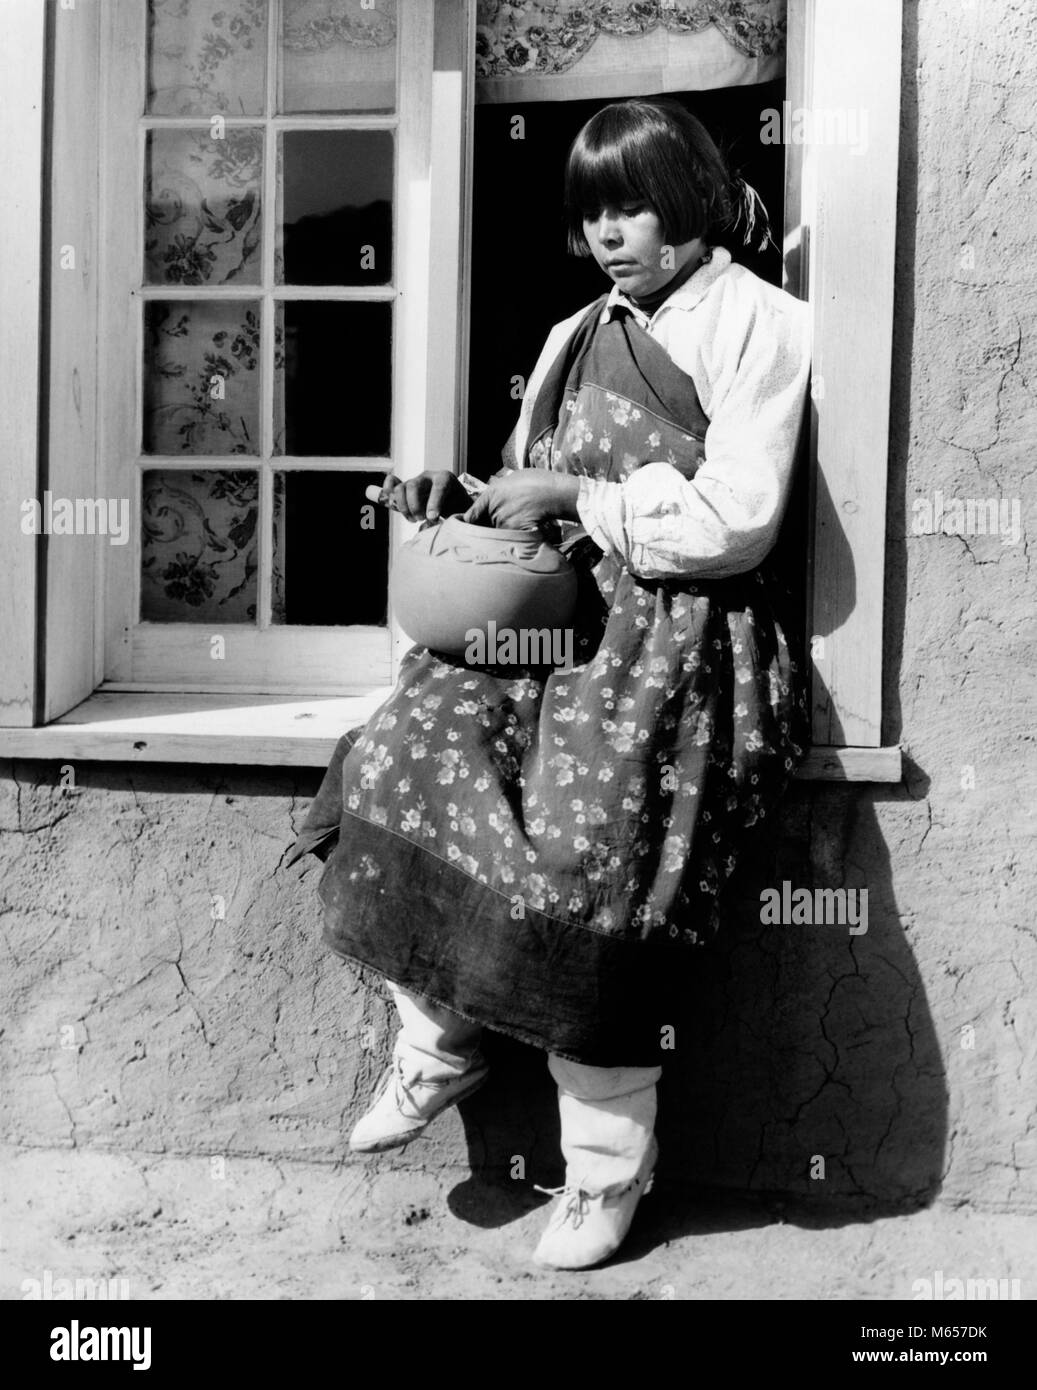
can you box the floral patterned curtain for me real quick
[475,0,786,102]
[147,0,398,116]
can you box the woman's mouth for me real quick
[607,260,638,275]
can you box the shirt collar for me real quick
[599,245,732,325]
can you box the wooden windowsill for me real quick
[0,690,902,782]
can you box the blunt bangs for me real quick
[563,99,731,257]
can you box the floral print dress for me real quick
[287,293,807,1066]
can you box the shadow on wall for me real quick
[446,775,948,1244]
[806,463,858,742]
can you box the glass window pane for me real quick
[147,0,268,117]
[280,0,397,113]
[274,302,391,456]
[144,301,261,456]
[272,471,388,625]
[145,129,263,286]
[276,130,392,286]
[142,469,259,622]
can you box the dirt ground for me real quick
[2,1145,1034,1301]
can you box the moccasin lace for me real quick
[533,1183,597,1229]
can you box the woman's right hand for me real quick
[375,470,473,523]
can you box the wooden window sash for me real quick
[94,0,459,695]
[785,0,902,748]
[0,0,49,727]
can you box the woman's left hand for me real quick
[462,470,582,530]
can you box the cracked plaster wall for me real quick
[1,0,1034,1211]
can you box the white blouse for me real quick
[464,247,811,581]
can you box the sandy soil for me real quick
[2,1146,1035,1302]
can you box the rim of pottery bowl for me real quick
[439,517,548,543]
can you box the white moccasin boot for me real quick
[348,1050,489,1153]
[349,983,488,1153]
[533,1135,658,1269]
[533,1057,662,1269]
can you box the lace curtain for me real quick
[147,0,398,116]
[475,0,786,103]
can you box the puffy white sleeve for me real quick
[575,283,811,579]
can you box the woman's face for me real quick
[582,202,704,300]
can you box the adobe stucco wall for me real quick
[1,0,1034,1215]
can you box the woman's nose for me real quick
[594,213,622,248]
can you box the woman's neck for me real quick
[629,248,709,315]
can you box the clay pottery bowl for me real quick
[389,515,578,657]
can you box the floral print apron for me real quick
[286,294,807,1065]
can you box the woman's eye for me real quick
[582,205,646,225]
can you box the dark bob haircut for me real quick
[563,98,734,257]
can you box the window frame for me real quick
[0,0,48,729]
[101,0,440,694]
[784,0,901,756]
[0,0,902,782]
